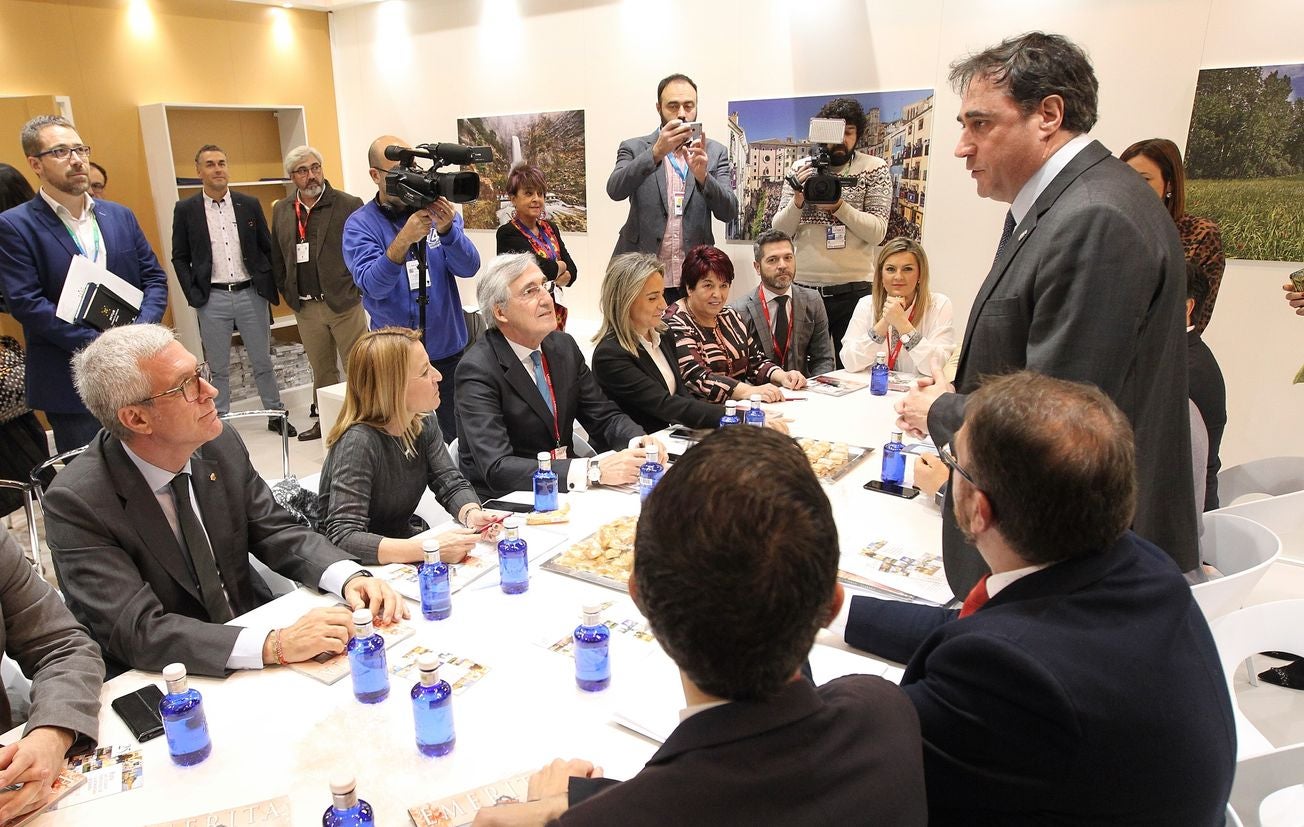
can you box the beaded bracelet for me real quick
[272,629,288,666]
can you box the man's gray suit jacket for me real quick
[732,283,835,376]
[45,425,355,677]
[927,140,1198,596]
[606,131,738,262]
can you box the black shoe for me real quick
[297,421,321,441]
[269,417,297,438]
[1257,659,1304,691]
[310,403,318,419]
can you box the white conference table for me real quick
[20,371,944,826]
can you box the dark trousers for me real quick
[433,350,462,444]
[812,283,873,369]
[45,410,101,455]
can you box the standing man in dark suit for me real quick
[171,144,294,436]
[43,324,405,677]
[732,228,834,378]
[896,32,1197,596]
[607,73,738,304]
[270,145,367,441]
[455,254,661,498]
[0,115,168,452]
[474,427,926,827]
[849,372,1235,826]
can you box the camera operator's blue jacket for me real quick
[342,198,480,360]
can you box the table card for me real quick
[144,795,291,827]
[408,771,530,826]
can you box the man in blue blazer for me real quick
[847,371,1236,826]
[607,74,738,303]
[0,115,168,452]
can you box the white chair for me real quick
[1193,513,1281,621]
[0,479,41,578]
[1226,741,1304,827]
[219,409,290,480]
[1218,457,1304,507]
[1214,490,1304,567]
[1209,600,1304,760]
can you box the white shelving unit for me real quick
[138,103,307,356]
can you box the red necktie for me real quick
[958,574,991,618]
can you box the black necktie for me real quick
[993,211,1016,265]
[169,472,234,623]
[772,295,790,364]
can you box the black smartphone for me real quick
[482,499,535,514]
[864,480,921,499]
[668,426,704,442]
[111,683,165,742]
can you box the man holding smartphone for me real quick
[607,73,739,303]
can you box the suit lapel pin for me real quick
[209,473,217,481]
[1018,229,1029,242]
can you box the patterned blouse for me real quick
[664,303,779,403]
[1178,214,1225,335]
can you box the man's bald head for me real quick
[367,135,408,171]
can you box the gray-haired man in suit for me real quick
[607,73,739,304]
[895,32,1197,597]
[44,324,406,678]
[732,228,834,378]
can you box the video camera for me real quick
[785,118,857,205]
[384,143,494,208]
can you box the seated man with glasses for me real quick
[43,324,407,678]
[0,114,168,453]
[455,253,664,498]
[843,371,1235,826]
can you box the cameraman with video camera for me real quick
[772,97,891,366]
[343,135,482,443]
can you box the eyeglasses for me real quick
[139,363,211,404]
[34,145,92,161]
[291,163,323,176]
[513,283,550,303]
[936,441,979,489]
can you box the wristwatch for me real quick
[899,331,914,348]
[588,460,602,487]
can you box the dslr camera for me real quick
[384,142,494,208]
[785,117,857,205]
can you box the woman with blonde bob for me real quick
[319,327,500,564]
[841,237,956,377]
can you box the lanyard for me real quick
[757,286,792,366]
[512,217,560,260]
[887,304,918,371]
[538,351,562,447]
[293,199,311,244]
[61,213,102,264]
[666,150,689,183]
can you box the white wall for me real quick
[329,0,1304,469]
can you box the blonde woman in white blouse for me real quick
[841,237,956,377]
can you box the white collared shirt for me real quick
[639,331,677,394]
[678,698,730,723]
[203,190,251,285]
[986,562,1054,599]
[758,283,794,339]
[40,187,105,264]
[1010,133,1094,225]
[121,442,359,670]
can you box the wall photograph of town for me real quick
[725,89,934,242]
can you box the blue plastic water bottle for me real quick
[159,662,211,766]
[498,517,529,594]
[718,400,741,427]
[411,652,455,757]
[533,452,559,512]
[346,608,389,704]
[638,444,664,502]
[881,430,906,487]
[870,352,889,396]
[418,540,451,621]
[322,777,375,827]
[574,604,611,691]
[745,393,766,427]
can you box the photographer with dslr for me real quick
[772,97,891,365]
[344,135,482,443]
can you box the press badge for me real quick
[406,258,421,290]
[826,225,847,250]
[673,194,685,216]
[550,447,568,460]
[295,242,310,264]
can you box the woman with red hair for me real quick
[664,245,805,403]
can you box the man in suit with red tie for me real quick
[846,371,1235,826]
[171,145,295,436]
